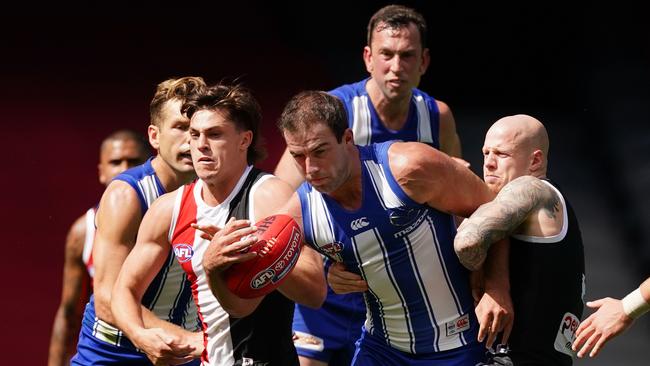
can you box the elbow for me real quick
[454,237,485,272]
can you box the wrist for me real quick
[622,288,650,319]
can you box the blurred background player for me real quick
[71,76,206,365]
[273,5,464,365]
[48,129,150,366]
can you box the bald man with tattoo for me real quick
[454,114,586,366]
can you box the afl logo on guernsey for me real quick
[173,244,194,263]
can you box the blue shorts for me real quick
[293,290,366,364]
[352,327,486,366]
[71,321,200,366]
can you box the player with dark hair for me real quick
[111,82,326,365]
[277,90,511,366]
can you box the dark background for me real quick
[1,2,648,365]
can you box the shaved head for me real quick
[483,114,549,192]
[488,114,549,159]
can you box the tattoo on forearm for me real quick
[455,177,555,270]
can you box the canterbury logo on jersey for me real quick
[350,217,370,230]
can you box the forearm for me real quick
[278,248,326,308]
[112,287,148,343]
[48,308,80,366]
[206,270,262,318]
[454,206,511,271]
[483,239,510,292]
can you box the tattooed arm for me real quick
[454,175,561,271]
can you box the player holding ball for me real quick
[111,82,326,366]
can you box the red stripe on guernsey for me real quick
[170,182,209,363]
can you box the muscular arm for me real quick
[437,100,462,159]
[389,142,513,346]
[48,214,91,366]
[93,181,192,331]
[92,181,143,324]
[454,175,560,271]
[112,193,199,363]
[389,141,494,216]
[276,191,326,308]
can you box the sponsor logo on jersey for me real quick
[172,243,194,263]
[388,206,426,227]
[393,208,429,238]
[350,217,369,230]
[446,313,470,336]
[554,312,580,356]
[320,241,344,262]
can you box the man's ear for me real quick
[530,149,543,173]
[363,46,373,73]
[240,130,253,151]
[148,124,160,151]
[343,128,354,145]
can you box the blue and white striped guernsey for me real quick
[329,79,440,147]
[78,157,198,351]
[297,142,477,354]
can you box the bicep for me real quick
[119,194,177,297]
[92,183,143,295]
[391,143,493,217]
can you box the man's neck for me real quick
[201,164,250,206]
[151,155,196,192]
[366,78,412,131]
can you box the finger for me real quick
[190,222,220,235]
[575,317,592,338]
[586,298,605,309]
[485,325,497,349]
[500,316,513,345]
[199,232,214,240]
[590,335,609,358]
[576,330,597,358]
[579,332,600,358]
[224,225,259,243]
[221,218,251,234]
[477,313,490,343]
[226,236,260,256]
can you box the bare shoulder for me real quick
[498,176,561,216]
[65,212,88,255]
[436,99,451,115]
[388,141,451,181]
[99,180,142,216]
[254,176,295,221]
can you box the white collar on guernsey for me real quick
[510,180,568,244]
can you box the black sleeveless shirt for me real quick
[227,168,298,366]
[508,179,585,366]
